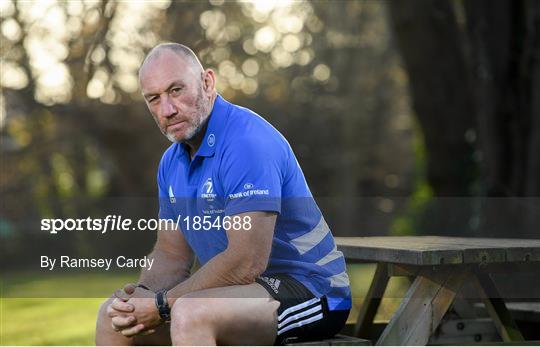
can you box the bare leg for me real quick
[170,283,280,346]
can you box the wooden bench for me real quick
[335,236,540,345]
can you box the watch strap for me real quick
[155,290,171,322]
[136,283,150,291]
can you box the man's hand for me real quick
[116,286,161,337]
[107,283,136,331]
[107,283,158,337]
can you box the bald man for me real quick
[95,43,351,345]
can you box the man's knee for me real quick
[97,297,114,325]
[170,296,214,330]
[96,296,129,345]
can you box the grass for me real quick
[0,265,409,345]
[347,264,409,323]
[1,298,103,345]
[1,271,138,345]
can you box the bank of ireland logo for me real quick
[168,185,176,203]
[207,133,215,147]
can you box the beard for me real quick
[178,89,209,142]
[160,86,211,143]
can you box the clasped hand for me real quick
[106,283,162,337]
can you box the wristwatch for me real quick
[155,290,171,322]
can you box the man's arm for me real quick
[138,221,194,291]
[165,211,276,306]
[115,211,276,337]
[106,222,194,336]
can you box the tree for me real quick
[388,0,540,237]
[1,0,418,268]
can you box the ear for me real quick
[202,69,216,93]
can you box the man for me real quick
[96,43,351,345]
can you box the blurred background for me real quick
[1,0,539,344]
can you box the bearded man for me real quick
[95,43,351,346]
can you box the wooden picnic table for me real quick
[335,236,540,345]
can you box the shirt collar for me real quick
[177,94,230,159]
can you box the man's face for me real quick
[139,51,212,143]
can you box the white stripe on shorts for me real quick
[277,297,320,321]
[277,303,322,329]
[277,312,324,335]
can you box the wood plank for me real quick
[422,249,464,265]
[475,262,540,274]
[462,341,540,345]
[336,237,540,265]
[428,318,499,345]
[376,266,470,345]
[475,302,540,323]
[447,238,539,263]
[377,237,505,264]
[472,274,525,342]
[505,247,540,262]
[285,334,372,346]
[354,263,390,339]
[456,238,540,249]
[338,243,426,265]
[406,237,535,265]
[337,237,540,251]
[505,302,540,322]
[337,237,464,265]
[463,248,506,264]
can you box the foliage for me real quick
[388,0,540,237]
[1,271,138,345]
[1,0,415,256]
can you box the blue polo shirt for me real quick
[157,95,351,311]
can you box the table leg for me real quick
[376,266,470,346]
[354,263,389,338]
[472,273,525,342]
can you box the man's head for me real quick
[139,43,217,144]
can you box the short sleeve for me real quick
[219,136,285,216]
[157,154,175,220]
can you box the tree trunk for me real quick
[388,0,540,237]
[388,0,477,236]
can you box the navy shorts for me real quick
[256,273,350,345]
